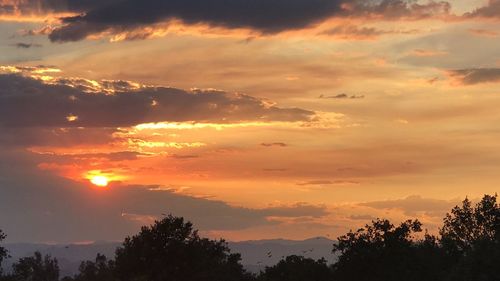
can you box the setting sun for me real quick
[90,175,109,187]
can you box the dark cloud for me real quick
[169,154,200,159]
[464,0,500,18]
[0,73,315,128]
[319,93,364,99]
[0,127,117,147]
[360,195,456,217]
[260,142,287,147]
[345,0,451,19]
[0,0,118,15]
[448,68,500,85]
[48,0,345,42]
[12,0,452,42]
[13,42,43,48]
[0,3,14,13]
[36,151,148,163]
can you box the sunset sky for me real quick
[1,0,499,243]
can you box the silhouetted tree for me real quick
[71,254,115,281]
[0,230,8,276]
[113,215,253,281]
[258,255,332,281]
[440,194,500,281]
[11,251,59,281]
[331,219,446,281]
[440,194,499,252]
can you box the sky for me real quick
[0,0,499,243]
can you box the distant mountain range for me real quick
[3,237,337,276]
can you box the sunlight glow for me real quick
[90,175,109,187]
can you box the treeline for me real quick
[0,194,498,281]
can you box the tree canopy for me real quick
[257,255,332,281]
[0,230,8,276]
[10,251,59,281]
[113,215,253,281]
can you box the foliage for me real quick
[113,215,253,281]
[440,194,499,252]
[331,219,438,281]
[257,255,332,281]
[441,194,500,281]
[0,230,8,276]
[71,254,115,281]
[11,251,59,281]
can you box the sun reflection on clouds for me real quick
[85,170,125,187]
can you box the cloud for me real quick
[360,195,456,217]
[12,42,42,48]
[320,24,391,40]
[319,93,364,99]
[343,0,451,20]
[36,151,149,162]
[47,0,345,42]
[296,180,360,186]
[259,203,328,218]
[0,70,316,128]
[0,0,452,42]
[349,214,375,220]
[320,23,421,40]
[464,0,500,18]
[468,28,498,38]
[448,68,500,85]
[410,48,448,57]
[260,142,287,147]
[0,127,117,147]
[169,154,200,159]
[297,180,334,186]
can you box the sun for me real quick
[90,175,109,187]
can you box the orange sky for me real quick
[0,0,499,243]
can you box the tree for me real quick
[258,255,332,281]
[11,251,59,281]
[0,230,8,276]
[332,219,446,281]
[440,194,499,252]
[440,194,500,281]
[113,215,253,281]
[72,254,115,281]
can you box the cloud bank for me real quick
[1,0,453,42]
[0,71,315,128]
[448,68,500,85]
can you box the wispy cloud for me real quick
[448,68,500,85]
[360,195,458,217]
[12,42,42,48]
[319,93,364,99]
